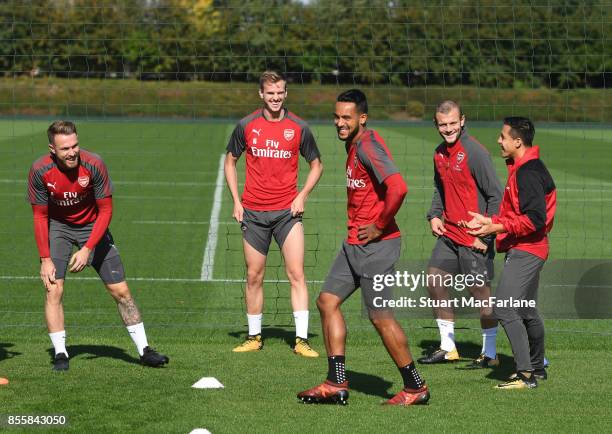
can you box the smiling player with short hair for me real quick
[297,89,429,406]
[462,117,557,389]
[28,121,168,371]
[419,100,503,368]
[224,71,323,357]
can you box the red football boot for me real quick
[383,386,430,406]
[297,380,349,405]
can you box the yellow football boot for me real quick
[232,334,263,352]
[293,337,319,358]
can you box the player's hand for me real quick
[69,247,91,273]
[358,223,383,243]
[40,258,56,290]
[429,217,447,237]
[471,237,488,253]
[459,211,491,230]
[464,212,500,237]
[291,193,306,217]
[232,202,244,223]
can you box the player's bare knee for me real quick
[426,267,449,293]
[246,268,264,288]
[316,293,329,310]
[45,286,64,304]
[316,298,330,315]
[285,266,305,287]
[45,280,64,297]
[468,284,490,297]
[426,279,446,296]
[106,281,131,301]
[317,292,340,313]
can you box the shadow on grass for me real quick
[0,342,21,361]
[46,345,141,365]
[346,370,394,399]
[228,327,319,349]
[482,355,516,381]
[418,338,516,380]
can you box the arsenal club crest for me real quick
[456,152,465,164]
[78,176,89,187]
[283,129,295,141]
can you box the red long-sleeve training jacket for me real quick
[492,146,557,260]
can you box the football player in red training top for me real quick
[297,89,430,406]
[419,100,503,368]
[28,121,168,371]
[224,71,323,357]
[462,117,556,389]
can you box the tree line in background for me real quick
[1,0,609,89]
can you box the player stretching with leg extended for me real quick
[28,121,168,371]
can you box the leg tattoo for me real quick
[117,296,142,326]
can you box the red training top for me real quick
[345,129,407,244]
[427,130,502,247]
[27,149,114,257]
[492,146,557,260]
[226,108,320,211]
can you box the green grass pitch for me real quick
[0,119,611,432]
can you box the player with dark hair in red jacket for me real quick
[462,116,556,390]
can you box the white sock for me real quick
[480,327,497,359]
[49,331,68,357]
[481,327,498,359]
[293,310,309,339]
[247,313,262,336]
[126,322,149,356]
[436,319,456,351]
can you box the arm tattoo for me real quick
[117,296,142,326]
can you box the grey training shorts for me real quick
[427,236,494,284]
[322,237,401,311]
[241,208,302,256]
[49,219,125,284]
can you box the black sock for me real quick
[399,362,425,390]
[327,355,346,384]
